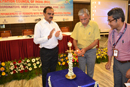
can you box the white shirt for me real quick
[33,19,63,49]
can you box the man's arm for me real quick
[126,69,130,79]
[73,39,79,50]
[127,79,130,83]
[73,39,99,56]
[55,30,63,40]
[80,39,99,55]
[34,25,55,44]
[55,23,63,40]
[105,56,112,70]
[84,39,98,51]
[73,39,83,56]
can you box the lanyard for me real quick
[112,23,127,48]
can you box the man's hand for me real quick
[80,48,86,55]
[105,61,111,70]
[75,49,84,57]
[126,69,130,78]
[55,31,60,37]
[127,79,130,83]
[48,28,55,39]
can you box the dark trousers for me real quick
[40,46,58,87]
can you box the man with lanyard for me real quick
[33,6,63,87]
[105,7,130,87]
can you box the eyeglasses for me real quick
[107,19,115,23]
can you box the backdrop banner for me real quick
[0,0,73,24]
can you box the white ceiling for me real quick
[73,0,90,3]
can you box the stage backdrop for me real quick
[91,0,128,32]
[0,0,73,24]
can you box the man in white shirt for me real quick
[33,6,63,87]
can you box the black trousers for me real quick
[40,46,58,87]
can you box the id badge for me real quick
[113,48,119,58]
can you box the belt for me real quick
[118,60,130,63]
[41,46,58,50]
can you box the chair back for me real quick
[0,30,12,37]
[60,27,70,32]
[22,29,34,35]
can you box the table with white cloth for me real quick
[46,67,99,87]
[0,32,74,62]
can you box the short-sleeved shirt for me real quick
[71,20,100,49]
[107,23,130,61]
